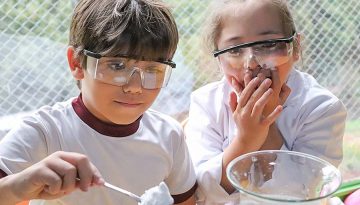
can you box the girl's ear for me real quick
[67,46,84,80]
[293,33,302,62]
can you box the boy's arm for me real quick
[0,174,22,205]
[0,151,104,204]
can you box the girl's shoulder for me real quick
[288,69,339,102]
[286,69,345,116]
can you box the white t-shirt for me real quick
[185,69,347,205]
[0,96,197,205]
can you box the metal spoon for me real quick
[76,177,141,203]
[104,182,142,203]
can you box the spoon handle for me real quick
[104,182,142,203]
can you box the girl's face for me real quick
[216,0,299,91]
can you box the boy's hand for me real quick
[8,151,104,202]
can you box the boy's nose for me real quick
[122,70,142,94]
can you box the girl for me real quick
[184,0,347,204]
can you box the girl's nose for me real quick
[243,53,262,79]
[244,54,261,70]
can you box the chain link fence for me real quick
[0,0,359,178]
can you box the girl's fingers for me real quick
[231,77,242,94]
[279,84,291,105]
[229,91,238,113]
[257,72,266,82]
[244,69,253,87]
[270,67,281,91]
[251,88,273,117]
[238,77,260,108]
[243,78,272,114]
[262,105,283,126]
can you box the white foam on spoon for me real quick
[139,182,174,205]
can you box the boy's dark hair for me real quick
[69,0,178,69]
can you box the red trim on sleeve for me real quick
[0,169,7,179]
[172,182,198,204]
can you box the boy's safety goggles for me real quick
[84,50,176,89]
[213,33,296,68]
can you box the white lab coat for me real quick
[185,69,347,205]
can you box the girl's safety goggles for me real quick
[213,33,296,68]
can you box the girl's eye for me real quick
[258,43,278,50]
[228,47,244,56]
[108,62,126,71]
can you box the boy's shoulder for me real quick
[143,109,182,130]
[32,97,76,118]
[20,97,77,129]
[141,109,185,144]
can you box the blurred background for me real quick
[0,0,359,181]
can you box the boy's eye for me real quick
[107,62,126,71]
[144,66,163,73]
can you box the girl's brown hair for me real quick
[203,0,299,54]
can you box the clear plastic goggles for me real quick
[213,33,296,68]
[84,50,175,89]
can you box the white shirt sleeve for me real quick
[0,115,48,174]
[291,100,347,167]
[165,129,197,196]
[185,89,239,204]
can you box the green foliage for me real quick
[345,120,360,134]
[0,0,73,43]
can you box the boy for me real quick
[0,0,197,204]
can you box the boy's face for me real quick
[68,48,163,125]
[215,0,298,91]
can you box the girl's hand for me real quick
[245,67,291,117]
[264,67,291,116]
[229,76,282,151]
[8,151,104,202]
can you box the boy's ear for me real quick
[67,46,84,80]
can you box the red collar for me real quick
[72,94,141,137]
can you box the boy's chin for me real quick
[112,115,142,125]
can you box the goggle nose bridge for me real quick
[243,51,262,69]
[124,67,145,85]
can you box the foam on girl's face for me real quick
[139,182,174,205]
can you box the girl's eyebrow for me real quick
[257,30,283,35]
[225,30,284,44]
